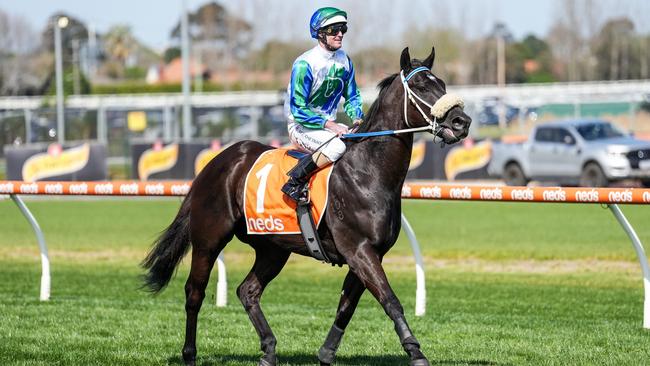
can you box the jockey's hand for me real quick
[351,119,363,132]
[325,120,349,137]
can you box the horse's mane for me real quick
[356,73,398,133]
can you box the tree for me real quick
[594,18,638,80]
[246,40,310,73]
[510,35,555,83]
[468,23,514,85]
[164,47,181,64]
[0,9,38,55]
[351,46,398,85]
[546,1,587,81]
[103,25,137,78]
[169,2,253,71]
[401,26,465,84]
[41,12,88,63]
[0,9,46,95]
[101,25,160,80]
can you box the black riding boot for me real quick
[281,155,319,203]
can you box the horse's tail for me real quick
[141,193,192,293]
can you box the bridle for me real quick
[399,66,466,142]
[400,66,439,132]
[342,66,465,141]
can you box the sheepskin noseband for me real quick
[430,93,465,119]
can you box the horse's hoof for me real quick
[258,356,277,366]
[320,363,331,366]
[410,358,430,366]
[182,346,196,366]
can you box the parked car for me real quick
[476,97,537,126]
[487,119,650,187]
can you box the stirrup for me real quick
[281,180,309,203]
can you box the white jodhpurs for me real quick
[287,121,347,162]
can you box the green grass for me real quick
[395,200,650,260]
[2,199,648,260]
[1,197,649,365]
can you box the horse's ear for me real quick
[423,46,435,69]
[400,47,412,71]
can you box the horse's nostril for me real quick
[450,115,471,131]
[452,118,465,131]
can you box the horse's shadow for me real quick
[168,353,503,365]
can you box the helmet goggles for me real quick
[320,23,347,36]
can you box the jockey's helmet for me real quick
[309,7,347,39]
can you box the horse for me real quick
[142,46,472,366]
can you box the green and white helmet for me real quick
[309,7,347,39]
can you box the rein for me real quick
[343,66,450,140]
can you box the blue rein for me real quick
[342,130,396,139]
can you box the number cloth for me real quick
[244,149,334,234]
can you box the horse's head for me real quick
[399,46,471,144]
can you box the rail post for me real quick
[401,213,426,316]
[608,204,650,329]
[10,195,50,301]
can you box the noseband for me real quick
[400,66,465,137]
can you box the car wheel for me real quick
[580,163,608,187]
[504,163,528,186]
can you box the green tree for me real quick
[103,25,136,78]
[45,66,91,95]
[163,47,181,63]
[510,35,555,83]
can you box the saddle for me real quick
[243,149,333,262]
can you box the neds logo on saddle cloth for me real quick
[244,149,333,234]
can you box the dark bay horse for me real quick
[142,46,471,366]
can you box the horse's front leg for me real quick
[319,270,366,366]
[346,245,429,366]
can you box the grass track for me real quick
[1,197,649,365]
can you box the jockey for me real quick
[281,7,364,203]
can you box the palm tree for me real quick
[104,25,136,67]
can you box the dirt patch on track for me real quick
[383,256,641,274]
[0,247,147,262]
[2,247,641,274]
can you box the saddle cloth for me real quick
[244,149,334,234]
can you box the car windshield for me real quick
[575,122,625,141]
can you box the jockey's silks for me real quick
[284,45,364,129]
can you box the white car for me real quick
[487,119,650,187]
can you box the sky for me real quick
[1,0,649,51]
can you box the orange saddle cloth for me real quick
[244,149,334,234]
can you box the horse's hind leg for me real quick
[182,215,235,365]
[237,247,290,366]
[318,270,365,366]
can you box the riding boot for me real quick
[281,155,319,203]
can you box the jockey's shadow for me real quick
[167,353,504,365]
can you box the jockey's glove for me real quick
[352,119,363,132]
